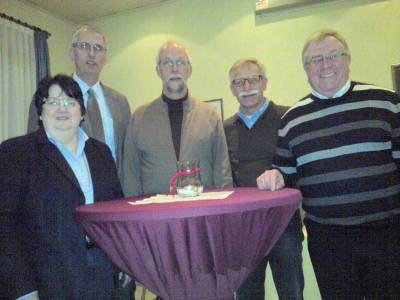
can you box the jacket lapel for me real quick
[84,139,99,202]
[36,128,82,194]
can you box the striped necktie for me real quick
[86,88,105,142]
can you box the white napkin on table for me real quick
[129,191,233,205]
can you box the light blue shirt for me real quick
[312,80,351,99]
[238,98,269,129]
[17,128,93,300]
[73,73,116,160]
[47,128,94,204]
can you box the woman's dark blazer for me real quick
[0,127,124,299]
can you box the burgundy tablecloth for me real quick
[75,187,301,300]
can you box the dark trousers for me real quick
[86,248,115,300]
[87,248,136,300]
[305,218,400,300]
[236,210,304,300]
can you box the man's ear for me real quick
[69,48,75,62]
[156,64,161,78]
[262,77,268,91]
[229,83,235,95]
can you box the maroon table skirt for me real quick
[75,187,302,300]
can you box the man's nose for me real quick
[321,57,332,68]
[88,46,96,56]
[243,79,252,89]
[171,62,178,72]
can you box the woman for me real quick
[0,74,123,299]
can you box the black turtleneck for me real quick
[162,92,188,159]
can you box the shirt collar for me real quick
[46,127,89,156]
[311,80,351,99]
[238,97,269,129]
[73,73,101,96]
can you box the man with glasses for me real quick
[257,29,400,298]
[27,26,134,299]
[28,26,131,175]
[224,58,304,300]
[122,41,232,198]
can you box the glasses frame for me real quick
[160,59,189,68]
[231,75,264,87]
[304,51,348,68]
[72,42,107,53]
[43,97,79,108]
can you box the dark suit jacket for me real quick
[27,83,131,175]
[0,128,124,299]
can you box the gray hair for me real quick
[229,58,266,83]
[155,41,192,65]
[71,25,106,46]
[302,29,350,65]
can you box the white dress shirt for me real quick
[73,73,116,160]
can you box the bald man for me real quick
[122,41,232,197]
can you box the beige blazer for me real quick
[121,96,233,197]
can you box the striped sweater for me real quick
[273,81,400,225]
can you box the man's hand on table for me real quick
[257,169,285,191]
[121,272,132,288]
[19,294,39,300]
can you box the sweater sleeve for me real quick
[272,123,298,188]
[389,92,400,170]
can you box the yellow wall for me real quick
[2,0,400,119]
[89,0,400,118]
[0,0,76,76]
[2,1,398,297]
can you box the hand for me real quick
[23,295,39,300]
[120,272,131,288]
[256,169,285,191]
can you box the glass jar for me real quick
[175,160,203,197]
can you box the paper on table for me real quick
[129,191,233,205]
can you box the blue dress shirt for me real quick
[238,98,269,129]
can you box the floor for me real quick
[134,235,322,300]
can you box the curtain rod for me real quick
[0,12,51,37]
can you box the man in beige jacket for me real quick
[122,41,232,197]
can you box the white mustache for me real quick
[239,90,259,97]
[168,74,184,81]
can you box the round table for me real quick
[75,187,302,300]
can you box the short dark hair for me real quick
[33,74,85,125]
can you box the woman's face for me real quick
[40,84,83,136]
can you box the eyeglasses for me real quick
[304,51,348,67]
[160,59,189,68]
[72,42,107,52]
[231,75,264,87]
[44,97,78,108]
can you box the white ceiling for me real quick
[22,0,169,23]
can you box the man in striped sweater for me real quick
[257,29,400,299]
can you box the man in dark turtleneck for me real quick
[122,41,232,197]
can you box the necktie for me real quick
[86,88,105,142]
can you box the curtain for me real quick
[0,18,36,142]
[34,30,50,83]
